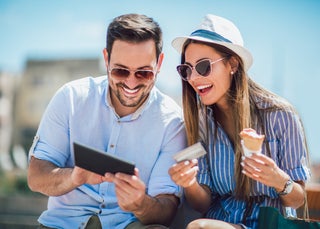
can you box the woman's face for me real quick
[184,42,233,107]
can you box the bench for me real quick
[305,182,320,220]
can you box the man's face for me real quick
[104,40,163,116]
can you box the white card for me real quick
[173,142,207,163]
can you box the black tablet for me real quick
[73,142,135,176]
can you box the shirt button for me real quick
[101,204,106,208]
[110,144,114,148]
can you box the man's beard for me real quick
[114,83,149,108]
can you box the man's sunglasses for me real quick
[176,57,226,81]
[108,67,156,80]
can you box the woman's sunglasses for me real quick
[108,67,156,80]
[176,57,226,81]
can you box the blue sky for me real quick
[1,0,320,162]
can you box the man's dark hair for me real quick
[106,13,163,61]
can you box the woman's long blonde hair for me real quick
[180,40,308,200]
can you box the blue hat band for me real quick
[190,29,232,43]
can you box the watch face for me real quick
[278,179,293,195]
[285,180,294,194]
[278,179,294,195]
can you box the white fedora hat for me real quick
[172,14,253,71]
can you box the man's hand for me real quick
[71,166,106,186]
[104,168,179,225]
[104,168,146,212]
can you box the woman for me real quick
[169,14,310,229]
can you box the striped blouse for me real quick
[197,98,310,229]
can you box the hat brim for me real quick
[172,36,253,71]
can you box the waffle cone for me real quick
[240,128,265,151]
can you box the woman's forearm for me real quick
[184,182,212,214]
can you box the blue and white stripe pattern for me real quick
[197,98,310,228]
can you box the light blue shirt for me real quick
[197,97,310,229]
[29,76,187,229]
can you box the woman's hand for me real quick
[168,159,199,188]
[241,153,305,208]
[241,153,290,191]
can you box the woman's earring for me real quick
[231,71,234,75]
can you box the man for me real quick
[27,13,186,229]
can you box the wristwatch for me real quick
[277,179,294,195]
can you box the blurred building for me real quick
[0,72,17,170]
[311,163,320,183]
[13,57,105,155]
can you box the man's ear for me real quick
[102,48,109,69]
[156,52,164,73]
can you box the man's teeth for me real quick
[197,85,212,90]
[123,87,139,94]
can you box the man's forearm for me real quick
[133,194,179,226]
[28,157,77,196]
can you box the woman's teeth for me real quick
[197,84,212,90]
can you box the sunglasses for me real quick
[108,67,156,80]
[176,57,226,81]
